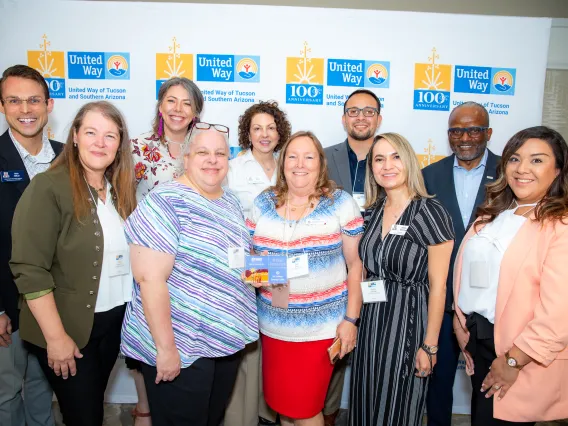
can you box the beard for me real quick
[348,127,373,141]
[451,142,487,162]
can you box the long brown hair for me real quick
[51,101,137,221]
[271,131,336,207]
[476,126,568,229]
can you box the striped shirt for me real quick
[9,129,55,179]
[120,181,258,367]
[247,189,363,342]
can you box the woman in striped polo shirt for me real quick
[120,123,260,425]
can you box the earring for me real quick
[157,112,164,138]
[73,142,77,147]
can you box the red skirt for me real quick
[261,334,335,419]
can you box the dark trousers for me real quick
[27,303,125,426]
[426,312,461,426]
[141,350,243,426]
[465,313,535,426]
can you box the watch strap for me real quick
[343,315,360,327]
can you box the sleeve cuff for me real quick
[514,335,549,366]
[24,289,54,301]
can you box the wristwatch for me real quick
[505,351,524,370]
[343,315,360,327]
[421,343,439,355]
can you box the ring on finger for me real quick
[494,385,501,390]
[420,370,426,376]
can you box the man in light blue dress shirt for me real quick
[422,101,501,426]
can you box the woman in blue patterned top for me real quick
[121,123,260,426]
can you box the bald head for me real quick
[449,101,489,127]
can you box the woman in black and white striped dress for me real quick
[349,133,454,426]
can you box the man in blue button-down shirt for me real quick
[422,101,501,426]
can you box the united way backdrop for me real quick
[0,0,551,413]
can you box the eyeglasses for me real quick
[448,127,488,139]
[345,107,379,118]
[1,96,47,107]
[193,122,229,136]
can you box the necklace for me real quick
[288,201,314,212]
[386,196,412,219]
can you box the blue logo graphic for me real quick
[196,55,260,83]
[327,60,390,88]
[68,52,130,80]
[46,79,66,99]
[454,66,515,96]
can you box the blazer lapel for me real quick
[0,130,30,194]
[333,143,352,193]
[494,218,537,331]
[442,156,466,236]
[468,151,498,226]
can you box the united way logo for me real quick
[27,35,65,98]
[413,48,451,111]
[286,42,324,105]
[235,57,260,82]
[453,66,515,96]
[196,54,260,83]
[156,37,194,99]
[327,60,390,88]
[491,69,515,95]
[367,63,389,87]
[68,52,130,80]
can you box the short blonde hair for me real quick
[364,132,431,208]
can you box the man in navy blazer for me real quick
[422,101,500,426]
[0,65,63,426]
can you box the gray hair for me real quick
[183,127,230,156]
[152,77,204,141]
[449,101,490,126]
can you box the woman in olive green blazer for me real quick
[10,101,137,426]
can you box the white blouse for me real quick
[458,209,528,324]
[94,182,133,312]
[226,149,278,218]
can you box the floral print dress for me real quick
[131,131,184,201]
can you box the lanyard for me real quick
[352,160,365,194]
[283,195,311,258]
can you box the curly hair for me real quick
[237,100,291,152]
[476,126,568,229]
[270,131,337,208]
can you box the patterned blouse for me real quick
[120,181,258,368]
[247,189,363,342]
[131,131,184,201]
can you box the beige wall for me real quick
[104,0,568,18]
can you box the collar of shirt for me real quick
[9,128,55,165]
[453,148,488,171]
[241,148,279,164]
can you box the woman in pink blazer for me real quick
[453,126,568,425]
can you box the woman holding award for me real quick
[246,131,363,425]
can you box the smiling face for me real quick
[342,93,382,142]
[158,84,195,137]
[448,105,492,164]
[371,138,407,191]
[249,112,279,154]
[284,136,321,194]
[506,138,560,204]
[75,110,120,176]
[0,76,54,143]
[184,129,229,193]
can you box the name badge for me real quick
[228,247,245,269]
[389,224,409,236]
[108,250,130,277]
[305,218,327,226]
[247,176,264,184]
[1,170,25,183]
[361,279,388,303]
[469,260,490,288]
[287,253,309,279]
[353,192,366,211]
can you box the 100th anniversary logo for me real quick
[27,35,66,98]
[286,42,324,105]
[156,37,194,99]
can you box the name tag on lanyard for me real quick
[108,250,130,277]
[287,253,309,279]
[228,247,245,269]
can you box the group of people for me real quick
[0,63,567,426]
